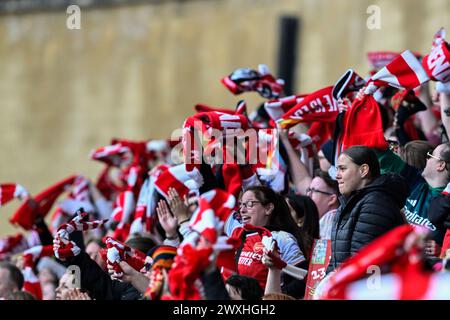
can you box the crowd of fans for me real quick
[1,27,450,300]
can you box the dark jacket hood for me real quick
[344,173,410,209]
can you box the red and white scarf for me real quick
[21,245,54,300]
[276,86,339,129]
[104,237,147,279]
[422,28,450,83]
[54,211,107,260]
[130,164,170,235]
[168,189,237,300]
[90,143,132,168]
[364,50,430,95]
[10,175,77,230]
[221,64,284,99]
[56,210,108,242]
[0,183,29,206]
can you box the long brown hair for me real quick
[244,186,303,249]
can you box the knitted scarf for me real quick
[276,86,339,129]
[221,64,284,99]
[0,183,29,206]
[168,189,237,300]
[104,237,147,279]
[21,245,54,300]
[54,210,107,261]
[10,175,77,230]
[364,50,430,95]
[130,164,171,235]
[422,28,450,83]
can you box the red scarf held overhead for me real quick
[168,189,237,300]
[340,95,388,152]
[104,237,147,279]
[276,86,339,129]
[422,28,450,83]
[365,50,430,95]
[0,184,29,206]
[10,175,78,230]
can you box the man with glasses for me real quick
[377,142,450,247]
[306,170,340,240]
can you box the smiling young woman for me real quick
[224,186,307,298]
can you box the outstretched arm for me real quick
[416,83,439,140]
[279,130,312,195]
[440,92,450,138]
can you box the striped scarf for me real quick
[104,237,147,280]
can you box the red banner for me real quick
[304,239,332,300]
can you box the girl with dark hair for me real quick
[328,145,408,273]
[224,185,306,298]
[285,194,320,260]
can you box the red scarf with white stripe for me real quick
[276,86,339,129]
[422,28,450,83]
[10,175,77,230]
[0,184,29,206]
[130,164,171,235]
[168,189,237,300]
[54,210,107,260]
[364,50,430,95]
[21,245,54,300]
[104,237,147,279]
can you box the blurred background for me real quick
[0,0,449,236]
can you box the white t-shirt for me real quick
[224,215,305,266]
[319,209,337,240]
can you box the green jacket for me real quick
[376,149,446,243]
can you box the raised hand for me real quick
[61,288,92,300]
[167,188,190,222]
[156,200,179,239]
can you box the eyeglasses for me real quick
[238,200,262,209]
[306,187,334,196]
[427,151,449,170]
[426,152,444,162]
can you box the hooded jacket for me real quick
[327,173,409,273]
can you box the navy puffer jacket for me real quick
[327,173,408,273]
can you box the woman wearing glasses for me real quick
[327,146,409,273]
[224,185,306,298]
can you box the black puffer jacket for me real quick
[327,173,409,273]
